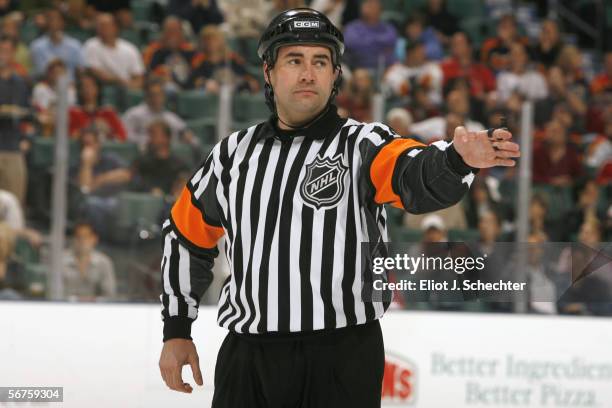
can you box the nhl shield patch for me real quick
[300,154,348,210]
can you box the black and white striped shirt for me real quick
[161,106,477,341]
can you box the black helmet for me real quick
[258,8,344,66]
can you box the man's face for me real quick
[265,45,336,124]
[47,10,64,33]
[148,124,170,152]
[97,15,117,42]
[451,33,470,60]
[73,225,98,256]
[146,84,165,111]
[0,40,14,67]
[361,0,381,24]
[163,19,183,49]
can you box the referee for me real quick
[158,8,520,408]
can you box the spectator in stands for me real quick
[397,14,443,62]
[143,16,195,91]
[69,70,127,141]
[123,78,196,150]
[0,221,25,300]
[565,180,607,240]
[480,14,529,72]
[497,43,548,103]
[83,13,144,89]
[71,126,131,238]
[220,0,272,38]
[421,214,448,243]
[531,19,563,70]
[533,120,583,187]
[30,8,85,79]
[1,12,32,74]
[131,120,190,196]
[187,24,259,93]
[585,113,612,184]
[524,230,557,314]
[384,40,443,106]
[63,220,117,301]
[343,0,397,70]
[32,59,77,137]
[529,193,563,241]
[421,0,458,42]
[310,0,359,29]
[0,35,30,205]
[167,0,224,36]
[0,189,42,248]
[465,178,503,229]
[385,108,418,139]
[336,68,374,122]
[441,31,496,102]
[73,126,131,197]
[0,0,16,18]
[411,88,484,141]
[590,51,612,97]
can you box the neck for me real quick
[277,106,328,130]
[50,31,63,43]
[101,37,116,47]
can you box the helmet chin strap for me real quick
[264,64,343,131]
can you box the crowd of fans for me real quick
[0,0,608,315]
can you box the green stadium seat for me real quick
[132,1,153,23]
[114,192,165,230]
[240,37,262,66]
[126,89,144,109]
[14,237,40,264]
[176,91,219,120]
[19,21,40,44]
[460,17,487,47]
[102,141,139,164]
[446,0,484,19]
[232,93,270,124]
[171,142,197,168]
[186,117,217,145]
[400,0,427,16]
[31,138,79,169]
[23,262,47,298]
[65,28,95,43]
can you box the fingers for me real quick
[189,353,204,386]
[482,128,512,141]
[170,366,192,393]
[493,148,521,159]
[492,141,520,152]
[495,158,516,167]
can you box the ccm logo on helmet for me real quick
[293,20,320,29]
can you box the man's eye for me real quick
[289,59,300,65]
[315,61,327,67]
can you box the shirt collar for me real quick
[257,104,347,142]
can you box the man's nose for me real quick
[299,64,316,82]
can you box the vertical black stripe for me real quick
[342,125,363,325]
[241,138,274,332]
[161,255,169,319]
[299,208,314,331]
[168,238,188,317]
[226,132,260,332]
[319,126,351,328]
[277,138,314,332]
[256,140,292,333]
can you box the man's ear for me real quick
[263,62,271,85]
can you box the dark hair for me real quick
[144,77,164,96]
[148,119,171,139]
[72,220,98,236]
[75,69,102,106]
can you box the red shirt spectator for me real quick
[441,31,496,99]
[69,71,126,141]
[533,120,582,186]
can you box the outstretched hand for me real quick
[453,126,521,168]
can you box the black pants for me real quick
[211,320,385,408]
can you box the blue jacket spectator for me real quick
[343,0,397,70]
[30,9,85,79]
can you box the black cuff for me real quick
[445,143,479,176]
[163,316,194,342]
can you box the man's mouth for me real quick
[294,89,318,95]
